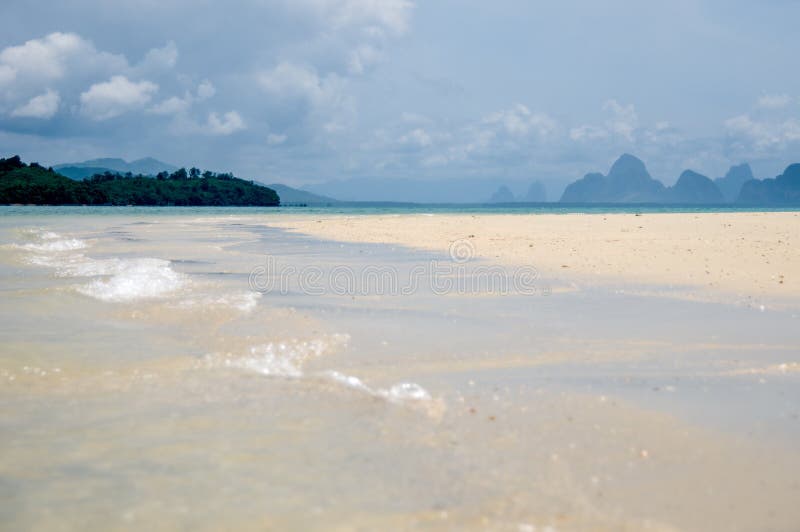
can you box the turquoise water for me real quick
[2,203,800,217]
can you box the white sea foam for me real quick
[175,291,261,313]
[213,334,351,378]
[76,258,186,302]
[325,370,432,404]
[19,238,88,252]
[15,229,187,302]
[207,332,437,411]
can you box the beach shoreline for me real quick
[268,211,800,303]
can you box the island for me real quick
[0,155,280,206]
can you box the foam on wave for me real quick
[14,229,187,302]
[76,258,186,302]
[205,334,441,414]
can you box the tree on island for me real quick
[0,155,280,206]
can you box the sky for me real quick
[1,0,799,193]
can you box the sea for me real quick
[1,205,799,531]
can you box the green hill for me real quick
[0,155,279,206]
[54,157,178,178]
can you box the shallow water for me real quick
[1,211,799,531]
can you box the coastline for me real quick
[268,211,800,303]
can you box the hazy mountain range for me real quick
[302,177,550,203]
[487,182,547,203]
[559,154,796,204]
[54,158,178,180]
[53,155,800,205]
[265,184,338,206]
[738,164,800,204]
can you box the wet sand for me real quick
[269,212,800,302]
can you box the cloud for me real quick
[0,32,126,86]
[569,125,608,141]
[138,41,178,72]
[258,62,340,105]
[149,79,215,115]
[148,95,191,115]
[257,61,352,133]
[6,1,797,188]
[267,133,287,145]
[484,104,558,138]
[602,99,638,141]
[0,33,184,124]
[80,75,158,120]
[567,100,639,143]
[207,111,245,135]
[311,0,414,35]
[724,113,800,150]
[196,80,216,100]
[11,89,60,118]
[399,127,432,147]
[756,93,792,110]
[348,44,381,75]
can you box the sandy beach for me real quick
[1,208,800,531]
[270,212,800,302]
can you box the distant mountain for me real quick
[524,181,547,202]
[715,163,754,202]
[488,185,515,203]
[303,176,555,203]
[737,164,800,204]
[55,166,116,180]
[55,157,177,179]
[666,170,724,203]
[266,184,338,205]
[561,154,665,202]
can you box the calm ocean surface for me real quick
[2,203,800,217]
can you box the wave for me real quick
[219,335,351,378]
[13,229,187,302]
[324,370,433,403]
[204,334,442,415]
[76,258,186,302]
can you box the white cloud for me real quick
[196,80,216,100]
[484,104,558,138]
[138,41,179,71]
[0,32,126,85]
[725,113,800,149]
[267,133,287,145]
[603,99,638,141]
[149,95,190,115]
[149,80,215,115]
[80,75,158,120]
[756,93,792,110]
[568,100,639,143]
[569,124,608,141]
[11,89,60,119]
[258,62,338,104]
[348,44,381,74]
[258,61,351,131]
[310,0,414,35]
[0,64,16,87]
[207,111,245,135]
[399,127,432,147]
[1,32,89,80]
